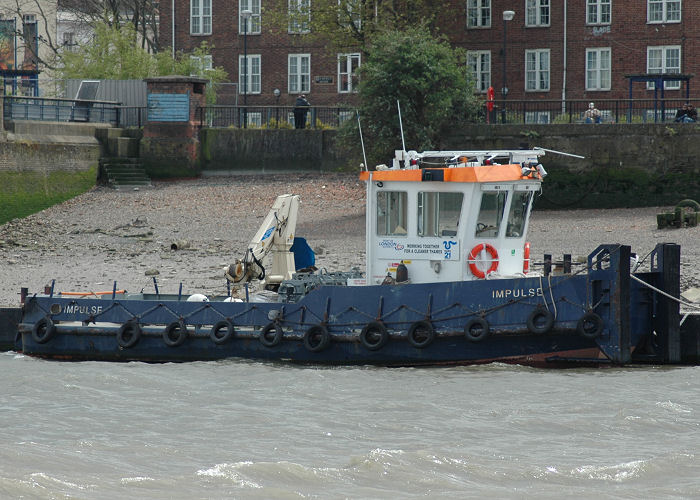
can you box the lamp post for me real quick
[501,10,515,124]
[241,9,252,128]
[273,88,281,127]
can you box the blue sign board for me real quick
[147,92,190,122]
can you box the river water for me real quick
[1,353,698,499]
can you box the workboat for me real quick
[15,147,700,366]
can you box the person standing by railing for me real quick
[294,94,310,129]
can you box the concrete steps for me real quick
[100,157,151,189]
[96,127,150,189]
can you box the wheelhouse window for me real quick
[417,192,463,237]
[526,0,550,27]
[467,0,491,28]
[239,0,261,34]
[506,191,533,238]
[475,191,507,237]
[587,0,611,24]
[647,46,681,90]
[648,0,681,23]
[377,191,408,236]
[586,47,611,90]
[467,50,491,92]
[190,0,212,35]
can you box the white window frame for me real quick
[525,111,551,124]
[647,0,681,23]
[525,0,550,27]
[239,0,261,34]
[467,50,491,92]
[586,0,611,25]
[646,46,681,90]
[585,47,611,91]
[525,49,550,91]
[288,54,310,94]
[288,0,311,34]
[239,54,261,94]
[190,0,212,35]
[467,0,491,28]
[190,55,213,76]
[338,53,360,93]
[338,0,361,30]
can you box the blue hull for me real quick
[17,244,683,366]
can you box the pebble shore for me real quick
[1,173,698,307]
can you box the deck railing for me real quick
[3,95,121,126]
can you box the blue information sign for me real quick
[147,92,190,122]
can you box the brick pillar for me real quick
[140,76,208,177]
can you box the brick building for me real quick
[160,0,698,109]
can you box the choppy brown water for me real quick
[1,353,698,499]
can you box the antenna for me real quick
[397,100,406,152]
[356,111,368,171]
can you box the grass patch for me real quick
[0,167,97,225]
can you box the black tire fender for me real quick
[464,317,490,342]
[32,317,56,344]
[304,324,331,352]
[360,321,389,351]
[260,322,283,347]
[163,320,188,347]
[527,307,554,334]
[210,319,235,345]
[117,320,142,349]
[577,311,604,339]
[408,320,435,348]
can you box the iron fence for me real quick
[116,106,148,127]
[3,95,121,125]
[487,98,699,124]
[197,106,356,128]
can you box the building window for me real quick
[239,0,261,34]
[586,48,611,90]
[288,54,310,94]
[338,0,361,30]
[648,0,681,23]
[467,51,491,92]
[190,55,213,76]
[239,54,261,94]
[467,0,491,28]
[587,0,611,24]
[338,53,360,93]
[525,0,550,27]
[525,49,550,91]
[62,31,76,51]
[647,46,681,89]
[191,0,212,35]
[288,0,310,33]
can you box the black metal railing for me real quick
[3,95,121,125]
[197,105,355,129]
[116,106,148,128]
[485,98,699,124]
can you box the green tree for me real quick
[59,22,227,102]
[266,0,445,55]
[345,27,479,167]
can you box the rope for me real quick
[630,274,700,311]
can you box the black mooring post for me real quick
[544,254,552,276]
[657,243,681,363]
[611,245,631,364]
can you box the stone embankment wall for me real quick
[0,121,102,223]
[199,124,700,208]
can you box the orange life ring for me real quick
[467,243,499,279]
[523,242,531,274]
